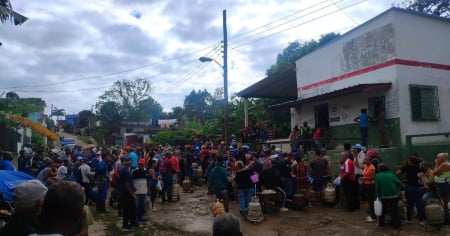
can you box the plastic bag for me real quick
[333,176,341,186]
[156,180,162,191]
[374,197,382,216]
[251,173,259,183]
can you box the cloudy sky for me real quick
[0,0,400,115]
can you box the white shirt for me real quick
[355,151,366,175]
[79,163,93,183]
[56,165,67,181]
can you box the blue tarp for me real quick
[0,170,36,202]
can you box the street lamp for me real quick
[198,10,228,144]
[199,55,228,144]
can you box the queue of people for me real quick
[1,138,450,235]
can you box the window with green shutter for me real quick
[409,84,440,121]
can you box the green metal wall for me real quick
[328,118,401,149]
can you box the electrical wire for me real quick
[232,0,366,49]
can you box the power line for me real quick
[329,0,359,25]
[232,0,366,49]
[229,0,346,47]
[229,0,332,42]
[0,43,219,90]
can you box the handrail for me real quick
[405,132,450,155]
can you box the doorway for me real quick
[368,96,385,118]
[314,103,329,129]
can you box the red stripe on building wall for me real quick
[299,59,450,91]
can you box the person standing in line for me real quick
[159,152,175,203]
[119,157,137,230]
[396,155,424,225]
[353,108,373,148]
[235,160,254,215]
[209,157,230,212]
[375,164,403,229]
[132,158,149,222]
[432,152,450,223]
[309,150,328,205]
[300,122,312,154]
[289,126,299,152]
[340,151,356,212]
[355,156,376,222]
[148,159,160,211]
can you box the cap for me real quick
[77,156,83,161]
[275,147,282,152]
[367,150,376,157]
[13,180,48,209]
[138,159,146,165]
[123,157,132,163]
[354,144,362,149]
[242,145,249,150]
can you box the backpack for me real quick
[110,169,120,188]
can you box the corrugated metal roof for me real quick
[236,64,297,99]
[270,83,392,110]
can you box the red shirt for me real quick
[340,159,355,181]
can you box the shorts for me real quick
[436,182,450,198]
[311,177,324,192]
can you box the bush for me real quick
[153,130,193,146]
[80,136,93,144]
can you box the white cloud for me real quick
[1,0,394,114]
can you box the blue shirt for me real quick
[358,114,369,128]
[0,160,15,171]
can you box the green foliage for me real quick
[31,130,45,151]
[78,110,94,127]
[62,123,73,133]
[98,78,153,121]
[152,130,193,146]
[80,136,93,144]
[184,89,215,123]
[402,0,450,17]
[0,98,45,117]
[135,97,163,121]
[266,32,340,76]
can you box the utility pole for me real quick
[223,9,229,145]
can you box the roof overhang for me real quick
[270,83,392,110]
[236,64,297,99]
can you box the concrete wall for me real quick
[293,9,450,145]
[393,12,450,143]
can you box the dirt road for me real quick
[88,184,450,236]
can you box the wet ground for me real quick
[88,184,450,236]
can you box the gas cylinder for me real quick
[182,177,191,192]
[212,199,225,217]
[171,184,180,202]
[425,198,445,224]
[324,183,336,203]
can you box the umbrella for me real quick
[0,170,35,202]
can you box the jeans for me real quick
[342,179,357,211]
[237,188,255,211]
[405,185,424,221]
[378,197,401,228]
[359,127,368,147]
[120,192,136,227]
[363,184,376,218]
[162,173,173,202]
[135,194,146,221]
[281,177,294,199]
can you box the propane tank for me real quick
[425,198,445,224]
[324,183,336,203]
[182,177,191,193]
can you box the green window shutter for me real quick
[409,84,439,121]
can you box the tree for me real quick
[135,96,163,121]
[78,110,94,127]
[183,89,215,123]
[0,0,28,25]
[98,78,153,121]
[266,32,340,75]
[403,0,450,17]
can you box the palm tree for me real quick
[0,0,28,25]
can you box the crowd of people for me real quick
[1,136,450,234]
